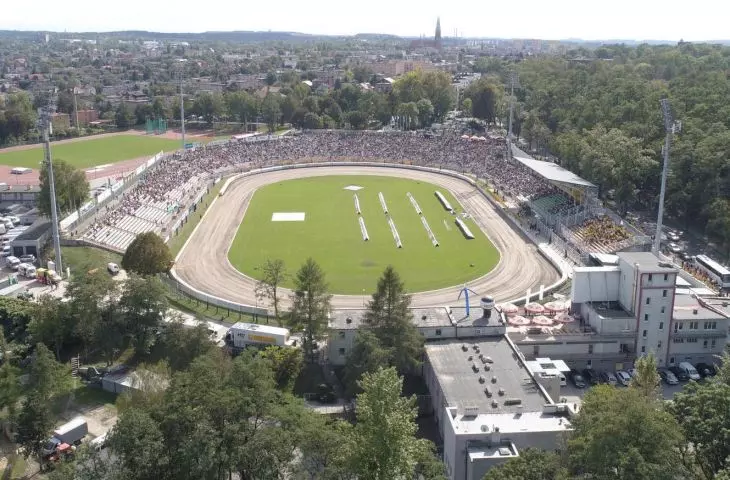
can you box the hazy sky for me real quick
[1,0,726,41]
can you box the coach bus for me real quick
[693,254,730,289]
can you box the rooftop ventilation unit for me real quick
[472,363,479,372]
[498,388,505,396]
[504,398,522,406]
[498,447,512,456]
[468,355,473,361]
[693,309,699,315]
[484,386,492,397]
[345,317,352,324]
[464,406,480,416]
[484,364,491,372]
[484,356,494,364]
[462,344,468,352]
[491,400,499,408]
[479,376,486,384]
[472,344,479,351]
[481,424,489,433]
[491,376,498,384]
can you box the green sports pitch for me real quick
[0,135,182,169]
[228,175,500,294]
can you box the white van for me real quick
[107,263,120,275]
[678,362,701,381]
[18,263,36,278]
[1,245,11,257]
[0,224,6,235]
[6,256,20,270]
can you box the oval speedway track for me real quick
[173,165,560,309]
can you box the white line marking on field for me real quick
[271,212,305,222]
[443,219,452,231]
[86,164,112,173]
[343,185,363,191]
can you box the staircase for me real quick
[71,356,80,378]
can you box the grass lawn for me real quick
[0,135,181,169]
[56,246,122,275]
[229,175,500,294]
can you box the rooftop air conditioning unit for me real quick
[480,424,489,433]
[464,406,480,416]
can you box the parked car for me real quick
[669,366,690,381]
[1,245,11,257]
[668,242,683,253]
[569,369,587,388]
[659,368,679,385]
[600,371,618,386]
[19,254,36,264]
[695,363,717,378]
[582,368,599,386]
[668,231,681,242]
[678,362,701,381]
[615,370,632,386]
[107,263,120,275]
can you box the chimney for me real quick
[490,427,501,445]
[481,296,494,320]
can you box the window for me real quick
[646,297,651,305]
[586,360,592,368]
[641,346,646,353]
[686,338,698,343]
[664,274,669,281]
[704,321,717,330]
[533,345,540,356]
[673,338,684,344]
[661,306,666,314]
[642,329,647,338]
[712,339,717,348]
[670,357,675,364]
[644,313,649,322]
[435,329,442,336]
[338,348,346,355]
[674,322,679,333]
[658,341,663,348]
[659,322,664,330]
[588,344,593,354]
[703,340,708,349]
[690,321,698,330]
[338,331,346,339]
[663,290,668,297]
[679,322,684,330]
[648,274,653,281]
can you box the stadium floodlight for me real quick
[37,96,63,276]
[654,98,676,254]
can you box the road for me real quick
[173,166,560,310]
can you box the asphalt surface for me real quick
[173,166,560,309]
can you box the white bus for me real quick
[693,254,730,289]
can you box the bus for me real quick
[693,254,730,289]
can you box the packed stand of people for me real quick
[81,130,603,252]
[572,215,630,252]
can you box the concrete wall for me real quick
[571,268,620,303]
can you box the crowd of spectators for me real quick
[574,215,630,246]
[83,130,632,254]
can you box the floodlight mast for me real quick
[654,98,675,254]
[178,68,186,151]
[39,98,63,276]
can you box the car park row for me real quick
[569,360,716,389]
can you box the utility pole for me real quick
[178,68,186,151]
[72,87,79,130]
[38,96,63,276]
[654,98,681,254]
[507,72,519,141]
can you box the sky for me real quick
[1,0,728,41]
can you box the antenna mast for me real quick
[654,98,680,254]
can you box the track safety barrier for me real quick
[354,194,361,214]
[407,192,422,214]
[421,216,439,247]
[388,217,402,248]
[379,192,388,214]
[435,191,454,212]
[455,217,475,239]
[359,216,369,241]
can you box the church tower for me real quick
[435,17,442,49]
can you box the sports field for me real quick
[0,135,181,169]
[229,175,500,294]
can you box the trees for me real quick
[107,409,169,479]
[225,91,258,127]
[482,449,567,480]
[290,258,331,361]
[345,110,368,129]
[343,330,390,397]
[160,319,215,371]
[629,352,661,400]
[462,97,473,116]
[254,258,287,325]
[192,92,225,125]
[464,78,501,124]
[29,295,68,360]
[260,345,303,391]
[669,380,730,479]
[568,385,686,480]
[15,391,55,461]
[416,98,435,128]
[38,158,89,217]
[121,231,173,276]
[65,269,116,359]
[114,103,134,128]
[119,275,168,355]
[349,367,436,480]
[261,94,281,132]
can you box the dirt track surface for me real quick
[173,166,560,309]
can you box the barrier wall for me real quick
[170,161,570,311]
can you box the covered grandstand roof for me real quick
[512,146,596,189]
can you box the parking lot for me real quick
[560,378,689,408]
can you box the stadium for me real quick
[48,129,653,312]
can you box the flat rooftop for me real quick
[588,301,633,319]
[425,337,548,416]
[617,251,676,273]
[451,410,572,436]
[699,297,730,317]
[329,307,453,330]
[673,295,726,321]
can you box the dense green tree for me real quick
[482,448,568,480]
[121,231,173,276]
[107,408,169,479]
[261,94,281,132]
[254,258,287,324]
[119,275,168,355]
[345,110,368,129]
[0,92,36,145]
[192,92,225,125]
[302,111,323,129]
[65,269,116,359]
[416,98,435,128]
[265,71,277,86]
[464,77,501,124]
[114,103,134,128]
[160,319,215,371]
[629,353,661,400]
[15,391,55,461]
[568,385,686,480]
[260,345,303,391]
[343,330,390,397]
[26,343,72,400]
[38,158,90,217]
[290,258,331,361]
[462,97,473,116]
[28,295,68,360]
[349,367,438,480]
[669,380,730,479]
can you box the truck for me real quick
[36,268,61,285]
[225,322,290,351]
[41,416,88,457]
